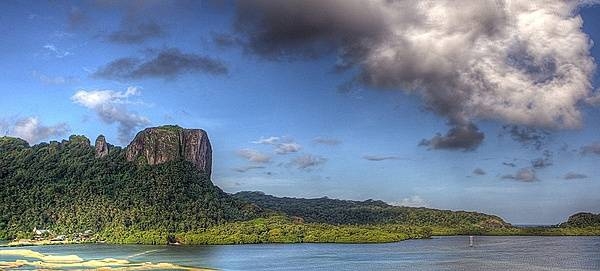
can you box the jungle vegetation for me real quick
[1,135,598,244]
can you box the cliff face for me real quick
[125,125,212,176]
[95,135,109,158]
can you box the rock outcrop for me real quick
[95,135,109,158]
[125,125,212,176]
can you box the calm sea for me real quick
[1,236,599,270]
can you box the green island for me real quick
[1,126,599,246]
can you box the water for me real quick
[1,236,599,270]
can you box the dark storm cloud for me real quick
[94,48,228,80]
[501,168,537,182]
[564,172,588,180]
[234,0,386,60]
[232,0,596,151]
[107,20,165,44]
[419,124,484,151]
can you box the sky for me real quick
[1,0,600,224]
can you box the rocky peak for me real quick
[95,135,109,158]
[125,125,212,176]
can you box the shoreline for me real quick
[2,230,599,248]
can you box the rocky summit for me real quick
[125,125,212,176]
[95,135,109,158]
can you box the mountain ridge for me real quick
[1,125,598,244]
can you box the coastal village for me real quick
[4,228,95,247]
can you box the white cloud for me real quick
[237,0,598,149]
[252,136,280,144]
[253,136,302,154]
[313,137,341,146]
[290,154,327,171]
[32,70,78,85]
[43,44,72,58]
[584,89,600,106]
[502,168,538,182]
[2,117,70,144]
[275,142,301,154]
[237,148,272,163]
[71,87,149,144]
[390,195,429,208]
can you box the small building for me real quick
[51,235,66,241]
[33,227,50,236]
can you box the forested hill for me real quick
[2,125,595,242]
[233,191,511,229]
[0,128,259,240]
[560,213,600,227]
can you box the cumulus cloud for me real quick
[502,168,537,182]
[290,154,327,170]
[313,137,341,146]
[71,87,150,144]
[1,117,70,144]
[275,142,301,154]
[473,168,487,176]
[252,136,302,154]
[94,48,228,80]
[236,149,271,163]
[580,142,600,155]
[390,195,428,208]
[233,165,266,173]
[363,155,399,161]
[234,0,597,150]
[107,20,164,44]
[564,172,588,180]
[419,124,484,151]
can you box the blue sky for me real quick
[1,0,600,224]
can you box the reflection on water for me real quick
[1,236,599,271]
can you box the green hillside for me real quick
[233,191,510,231]
[560,212,600,227]
[0,135,257,240]
[1,129,597,244]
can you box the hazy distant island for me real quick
[1,125,598,246]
